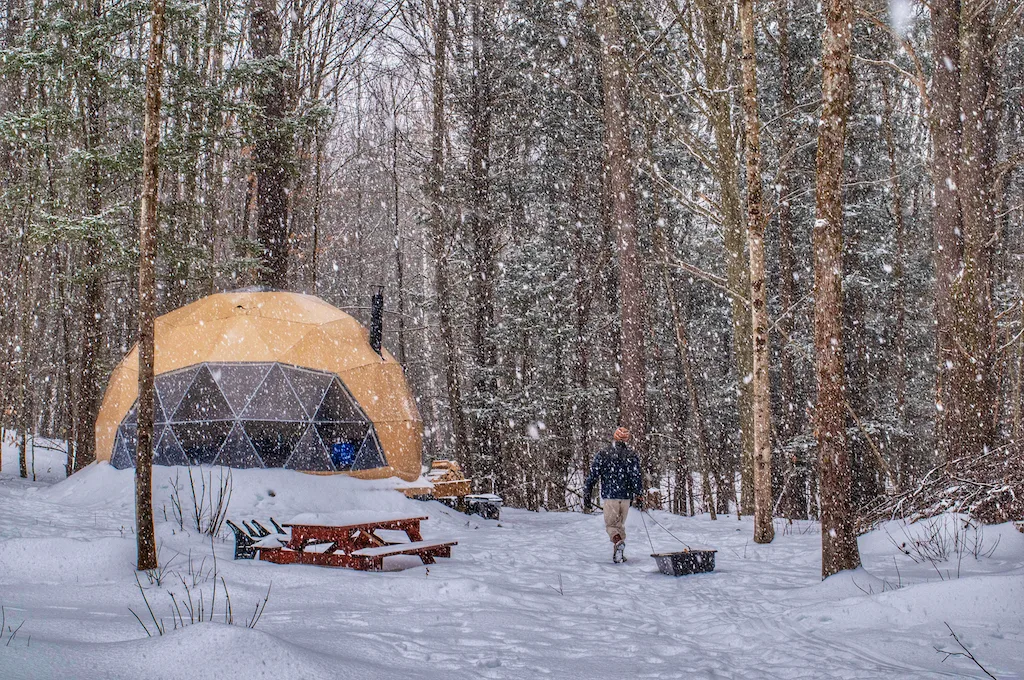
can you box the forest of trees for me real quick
[2,0,1022,575]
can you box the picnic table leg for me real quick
[404,521,423,543]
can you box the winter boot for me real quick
[613,540,626,564]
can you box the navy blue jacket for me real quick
[583,442,643,501]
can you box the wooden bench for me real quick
[351,539,458,571]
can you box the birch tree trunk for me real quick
[738,0,773,544]
[136,0,166,572]
[596,0,647,457]
[813,0,860,578]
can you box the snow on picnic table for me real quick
[0,454,1022,679]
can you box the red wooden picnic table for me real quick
[256,515,456,571]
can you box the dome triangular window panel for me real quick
[351,430,386,471]
[212,423,265,469]
[111,431,135,469]
[241,364,306,421]
[213,363,271,416]
[124,399,166,426]
[281,365,334,418]
[243,421,306,468]
[284,425,334,472]
[173,365,233,422]
[153,426,189,467]
[173,421,233,465]
[315,379,365,423]
[154,392,168,424]
[156,367,199,418]
[314,422,369,452]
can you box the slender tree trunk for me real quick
[466,0,502,489]
[391,117,407,364]
[738,0,774,544]
[428,0,470,472]
[660,243,717,520]
[882,75,908,488]
[71,0,106,473]
[695,1,754,515]
[813,0,861,579]
[136,0,166,572]
[596,0,647,456]
[775,0,806,518]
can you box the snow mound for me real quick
[3,622,408,680]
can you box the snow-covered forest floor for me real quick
[1,439,1022,679]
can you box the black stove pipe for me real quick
[370,286,384,356]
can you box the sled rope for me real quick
[642,510,692,550]
[640,507,655,552]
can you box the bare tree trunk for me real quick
[250,0,290,289]
[813,0,861,579]
[467,0,501,488]
[70,0,106,473]
[738,0,773,543]
[660,247,717,520]
[391,116,407,364]
[694,0,754,515]
[428,0,470,471]
[951,2,997,463]
[136,0,166,572]
[930,0,998,468]
[775,0,806,518]
[882,75,908,488]
[596,0,647,456]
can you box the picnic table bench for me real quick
[228,515,457,572]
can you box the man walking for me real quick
[583,427,643,563]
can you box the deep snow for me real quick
[1,434,1022,679]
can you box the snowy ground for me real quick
[1,435,1022,679]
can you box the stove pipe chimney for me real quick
[370,286,384,357]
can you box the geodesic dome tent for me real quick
[94,290,422,481]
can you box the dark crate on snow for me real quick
[652,549,717,576]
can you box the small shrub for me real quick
[169,467,232,537]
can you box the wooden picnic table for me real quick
[255,515,456,571]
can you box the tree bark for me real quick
[467,0,502,489]
[596,0,647,456]
[72,0,105,473]
[250,0,290,289]
[813,0,861,579]
[658,231,717,520]
[738,0,773,544]
[930,0,998,468]
[695,0,754,516]
[775,0,807,518]
[428,0,470,472]
[882,75,909,489]
[136,0,166,572]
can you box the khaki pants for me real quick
[603,499,630,543]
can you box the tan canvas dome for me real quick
[95,290,422,481]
